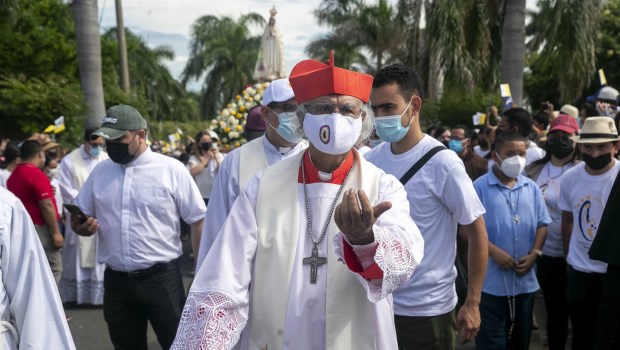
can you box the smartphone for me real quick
[63,204,88,224]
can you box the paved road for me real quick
[67,241,560,349]
[67,241,195,350]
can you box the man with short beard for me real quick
[171,52,424,350]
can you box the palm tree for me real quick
[182,13,265,119]
[527,0,602,103]
[72,0,106,129]
[103,29,189,121]
[501,0,526,106]
[307,0,403,74]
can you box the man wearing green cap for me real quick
[71,105,207,350]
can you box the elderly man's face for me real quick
[304,95,364,119]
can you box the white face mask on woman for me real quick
[303,113,362,155]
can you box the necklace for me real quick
[545,162,569,181]
[500,187,521,224]
[502,270,517,340]
[301,156,356,284]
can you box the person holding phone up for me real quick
[71,105,206,350]
[188,130,224,207]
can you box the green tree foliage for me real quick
[526,0,602,103]
[591,0,620,91]
[183,13,265,119]
[308,0,403,74]
[0,0,200,146]
[102,29,199,121]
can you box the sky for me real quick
[98,0,537,91]
[98,0,327,90]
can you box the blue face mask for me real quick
[374,99,413,143]
[89,145,103,158]
[448,140,463,153]
[270,112,302,144]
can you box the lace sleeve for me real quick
[334,224,419,303]
[171,288,248,350]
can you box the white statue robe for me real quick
[58,145,108,305]
[172,150,424,350]
[0,187,76,349]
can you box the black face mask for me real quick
[106,136,137,164]
[441,140,450,148]
[547,137,574,159]
[583,152,612,170]
[200,142,212,151]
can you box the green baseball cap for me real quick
[92,104,147,140]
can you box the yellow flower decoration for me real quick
[236,113,243,119]
[234,141,241,148]
[236,95,241,100]
[247,96,254,102]
[236,125,242,131]
[224,127,231,133]
[239,106,246,112]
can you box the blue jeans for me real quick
[476,292,535,350]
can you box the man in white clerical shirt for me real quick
[171,52,424,350]
[58,127,108,306]
[195,78,308,265]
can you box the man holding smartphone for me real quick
[71,104,206,350]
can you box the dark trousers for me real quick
[594,265,620,349]
[567,265,604,350]
[476,292,535,350]
[103,260,186,350]
[394,310,456,350]
[536,255,569,350]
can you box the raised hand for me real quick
[334,189,391,245]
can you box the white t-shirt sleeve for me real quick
[532,183,552,227]
[441,161,486,225]
[557,174,572,212]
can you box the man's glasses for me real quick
[305,102,362,118]
[269,103,298,114]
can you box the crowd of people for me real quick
[0,54,619,350]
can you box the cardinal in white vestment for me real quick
[0,187,76,349]
[171,51,424,350]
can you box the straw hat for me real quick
[575,116,620,143]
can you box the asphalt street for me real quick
[66,240,558,350]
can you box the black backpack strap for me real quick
[399,145,447,185]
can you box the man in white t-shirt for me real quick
[499,107,546,165]
[365,64,489,349]
[195,78,308,266]
[558,116,620,350]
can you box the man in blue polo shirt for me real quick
[473,131,551,349]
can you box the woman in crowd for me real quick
[524,115,581,350]
[188,130,224,206]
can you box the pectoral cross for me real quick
[514,215,520,224]
[303,244,327,284]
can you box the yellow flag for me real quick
[53,124,65,134]
[43,125,56,133]
[599,69,607,86]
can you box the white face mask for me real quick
[303,113,362,155]
[498,154,526,179]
